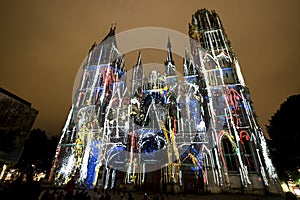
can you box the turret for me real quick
[165,37,176,76]
[131,51,144,96]
[183,47,190,76]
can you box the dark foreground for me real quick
[110,193,286,200]
[37,189,292,200]
[0,181,297,200]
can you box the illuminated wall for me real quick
[189,9,280,193]
[49,10,281,195]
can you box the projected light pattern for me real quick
[189,9,278,190]
[49,9,279,194]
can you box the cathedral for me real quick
[48,9,281,195]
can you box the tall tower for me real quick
[48,25,128,188]
[188,9,280,194]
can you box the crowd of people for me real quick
[0,175,164,200]
[38,187,110,200]
[0,176,294,200]
[38,189,163,200]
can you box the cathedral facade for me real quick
[49,9,281,195]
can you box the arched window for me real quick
[221,137,238,171]
[239,130,257,172]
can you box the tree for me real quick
[17,128,59,179]
[266,94,300,183]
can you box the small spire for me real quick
[137,51,142,66]
[183,47,190,75]
[132,51,143,81]
[185,47,189,60]
[110,23,117,30]
[184,47,189,65]
[166,36,174,64]
[100,23,117,43]
[109,23,116,35]
[167,35,172,50]
[165,36,176,76]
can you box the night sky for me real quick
[1,0,300,137]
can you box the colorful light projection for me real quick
[49,9,279,194]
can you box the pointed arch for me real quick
[239,130,257,172]
[218,130,238,186]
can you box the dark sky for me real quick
[1,0,300,137]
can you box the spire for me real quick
[100,23,117,43]
[166,36,174,65]
[134,51,143,80]
[165,36,176,76]
[137,51,142,66]
[184,46,189,65]
[95,23,119,65]
[109,23,117,35]
[131,51,144,96]
[183,47,190,76]
[134,51,143,74]
[167,35,172,49]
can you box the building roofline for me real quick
[0,87,31,106]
